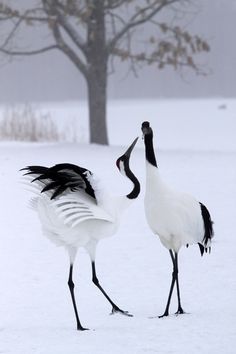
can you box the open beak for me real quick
[124,137,139,158]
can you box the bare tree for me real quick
[0,0,210,145]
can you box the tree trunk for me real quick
[87,66,108,145]
[86,0,109,145]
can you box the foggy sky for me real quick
[0,0,235,103]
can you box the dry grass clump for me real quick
[0,104,61,142]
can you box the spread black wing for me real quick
[21,163,96,201]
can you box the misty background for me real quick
[0,0,235,103]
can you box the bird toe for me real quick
[175,308,186,316]
[158,311,169,318]
[110,307,133,317]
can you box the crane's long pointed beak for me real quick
[124,137,139,158]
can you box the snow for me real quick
[0,99,236,353]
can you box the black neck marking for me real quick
[126,169,140,200]
[144,133,157,168]
[121,159,140,200]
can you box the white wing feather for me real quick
[22,171,115,227]
[52,192,114,227]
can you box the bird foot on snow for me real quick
[148,313,168,319]
[110,307,133,317]
[175,308,186,316]
[158,309,186,318]
[77,326,90,331]
[158,312,169,319]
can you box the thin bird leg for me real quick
[91,261,132,317]
[159,250,177,318]
[174,252,185,315]
[68,264,88,331]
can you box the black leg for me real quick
[68,264,88,331]
[174,252,185,315]
[159,250,177,318]
[91,261,132,317]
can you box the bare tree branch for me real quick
[40,0,88,77]
[1,18,22,48]
[0,5,53,23]
[0,44,58,56]
[51,20,88,78]
[52,2,87,57]
[51,0,91,19]
[104,0,127,10]
[107,0,179,54]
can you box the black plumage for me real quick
[21,163,96,201]
[200,202,214,247]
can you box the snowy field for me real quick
[0,99,236,353]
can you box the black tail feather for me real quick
[41,181,62,193]
[21,163,97,201]
[21,166,49,175]
[200,202,214,246]
[198,243,205,256]
[51,185,68,200]
[198,202,214,256]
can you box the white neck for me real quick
[145,161,167,194]
[101,194,132,220]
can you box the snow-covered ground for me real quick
[1,98,235,150]
[0,99,235,353]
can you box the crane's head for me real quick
[116,137,138,175]
[141,121,153,138]
[141,121,157,167]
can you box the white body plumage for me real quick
[36,187,131,257]
[145,163,205,252]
